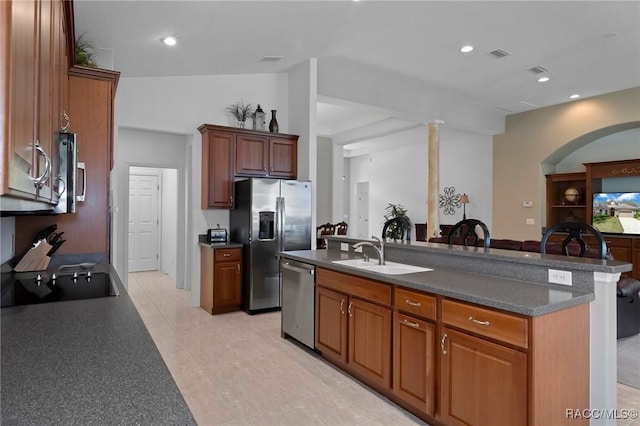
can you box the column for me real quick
[427,122,441,239]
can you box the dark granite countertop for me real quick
[0,268,196,425]
[280,249,596,317]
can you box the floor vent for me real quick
[488,49,511,58]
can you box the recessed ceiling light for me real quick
[460,45,474,53]
[162,36,177,46]
[570,94,580,99]
[538,76,550,83]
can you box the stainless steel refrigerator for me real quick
[230,178,312,313]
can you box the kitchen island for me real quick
[1,268,196,425]
[280,236,632,426]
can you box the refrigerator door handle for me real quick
[277,196,285,255]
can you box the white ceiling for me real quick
[74,0,640,143]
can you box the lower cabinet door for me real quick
[213,261,241,309]
[392,312,435,416]
[348,297,391,389]
[315,286,348,364]
[440,327,527,426]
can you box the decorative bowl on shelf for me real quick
[563,187,582,204]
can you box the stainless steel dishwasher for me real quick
[280,259,316,349]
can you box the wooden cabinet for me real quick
[199,127,235,208]
[392,287,436,416]
[1,0,71,209]
[545,172,587,226]
[546,159,640,278]
[440,299,528,426]
[235,132,297,178]
[634,239,640,279]
[200,245,242,314]
[15,67,120,258]
[315,268,392,390]
[311,265,590,426]
[199,124,298,209]
[440,327,527,426]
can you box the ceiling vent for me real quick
[261,56,284,62]
[528,65,548,74]
[488,49,511,58]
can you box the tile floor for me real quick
[128,271,640,426]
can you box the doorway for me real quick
[355,182,369,238]
[128,166,179,278]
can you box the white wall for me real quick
[316,136,333,225]
[0,217,15,264]
[555,127,640,173]
[161,168,178,280]
[114,73,289,306]
[349,126,493,238]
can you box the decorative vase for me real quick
[237,120,246,128]
[269,110,279,133]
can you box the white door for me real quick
[355,182,369,238]
[129,174,160,272]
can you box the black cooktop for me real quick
[1,265,119,308]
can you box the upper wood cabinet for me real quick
[199,124,299,209]
[234,130,298,178]
[199,126,235,209]
[1,0,71,211]
[15,67,120,258]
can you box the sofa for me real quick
[428,235,640,338]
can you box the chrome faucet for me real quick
[352,236,385,265]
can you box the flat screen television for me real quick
[592,192,640,235]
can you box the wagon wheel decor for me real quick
[439,187,461,215]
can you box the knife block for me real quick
[14,242,52,272]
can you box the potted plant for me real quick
[226,101,254,128]
[75,33,98,67]
[382,203,412,240]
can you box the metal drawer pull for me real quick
[339,299,345,315]
[441,333,448,355]
[223,253,231,257]
[403,319,420,329]
[405,299,422,307]
[60,111,70,132]
[348,301,353,317]
[32,141,52,188]
[469,316,490,326]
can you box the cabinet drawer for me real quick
[214,248,242,262]
[317,268,391,306]
[394,287,436,321]
[442,299,528,349]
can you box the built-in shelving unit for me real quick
[546,158,640,279]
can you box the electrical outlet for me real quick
[548,269,572,286]
[526,218,535,225]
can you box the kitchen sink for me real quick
[331,259,432,275]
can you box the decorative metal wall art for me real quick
[439,187,461,215]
